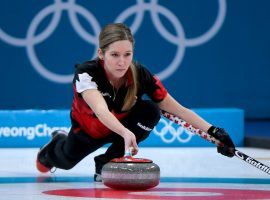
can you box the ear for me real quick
[98,48,103,60]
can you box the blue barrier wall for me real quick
[0,109,244,148]
[1,1,269,118]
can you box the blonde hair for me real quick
[99,23,138,111]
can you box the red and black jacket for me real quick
[71,59,167,138]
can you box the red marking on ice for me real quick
[43,187,270,199]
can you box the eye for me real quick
[125,52,132,57]
[111,53,119,57]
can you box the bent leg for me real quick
[94,100,161,173]
[124,100,161,142]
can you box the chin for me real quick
[115,70,128,77]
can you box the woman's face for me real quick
[100,40,133,80]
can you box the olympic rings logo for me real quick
[0,0,226,83]
[153,118,194,143]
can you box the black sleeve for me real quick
[73,61,98,94]
[137,64,168,102]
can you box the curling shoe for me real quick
[36,130,67,173]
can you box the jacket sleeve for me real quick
[138,64,168,102]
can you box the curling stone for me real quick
[101,156,160,190]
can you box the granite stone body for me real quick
[101,161,160,190]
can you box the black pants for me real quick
[46,100,161,172]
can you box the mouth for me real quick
[116,69,127,72]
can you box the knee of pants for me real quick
[124,100,161,136]
[132,100,161,127]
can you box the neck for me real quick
[109,76,126,89]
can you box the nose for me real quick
[118,56,125,65]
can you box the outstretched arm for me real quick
[158,93,211,132]
[158,93,235,157]
[82,89,139,155]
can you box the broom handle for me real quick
[161,110,270,175]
